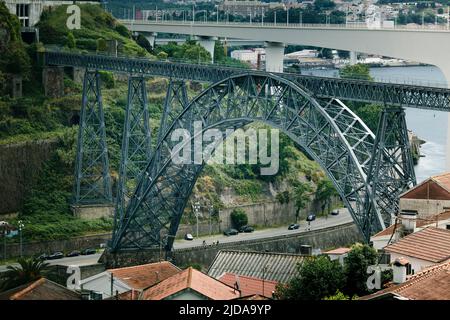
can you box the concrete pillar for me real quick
[195,36,217,63]
[350,51,358,65]
[42,66,64,98]
[264,42,285,73]
[141,32,158,49]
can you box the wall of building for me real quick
[400,198,450,217]
[389,252,436,275]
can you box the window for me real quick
[405,263,412,275]
[15,4,30,27]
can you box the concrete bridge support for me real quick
[350,51,358,65]
[141,32,158,49]
[264,42,285,73]
[195,36,217,63]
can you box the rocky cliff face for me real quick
[0,139,59,215]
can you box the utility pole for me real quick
[287,7,289,26]
[448,6,449,30]
[193,5,195,23]
[18,220,24,258]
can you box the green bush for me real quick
[114,24,130,38]
[99,71,115,89]
[230,208,248,229]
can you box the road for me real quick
[0,208,352,271]
[173,208,352,249]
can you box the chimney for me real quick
[399,210,418,236]
[392,257,408,284]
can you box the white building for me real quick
[230,48,265,64]
[383,227,450,275]
[4,0,99,27]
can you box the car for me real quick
[306,214,316,222]
[184,233,194,241]
[47,252,64,260]
[288,223,300,230]
[239,225,254,233]
[81,248,96,255]
[66,250,80,257]
[223,228,238,236]
[37,253,49,261]
[331,209,340,216]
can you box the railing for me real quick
[121,18,450,32]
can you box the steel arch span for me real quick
[111,73,388,252]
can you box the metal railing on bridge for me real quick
[43,50,450,111]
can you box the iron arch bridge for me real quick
[110,73,415,252]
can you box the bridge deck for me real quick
[44,51,450,111]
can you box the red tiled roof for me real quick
[372,210,450,238]
[142,267,241,300]
[0,278,81,300]
[218,273,277,298]
[401,172,450,199]
[360,259,450,300]
[107,261,181,290]
[323,247,351,255]
[384,227,450,263]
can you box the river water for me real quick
[301,66,448,182]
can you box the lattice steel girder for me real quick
[364,107,417,233]
[44,51,450,111]
[73,70,112,204]
[110,73,385,252]
[113,76,152,242]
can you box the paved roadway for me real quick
[173,208,352,250]
[0,208,352,271]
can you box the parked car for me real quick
[331,209,340,216]
[288,223,300,230]
[239,225,254,233]
[37,253,49,261]
[81,248,96,255]
[306,214,316,222]
[223,228,238,236]
[47,252,64,260]
[184,233,194,241]
[66,250,80,257]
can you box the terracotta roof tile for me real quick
[0,278,81,300]
[360,259,450,300]
[323,247,351,255]
[142,267,241,300]
[107,261,181,290]
[384,227,450,263]
[218,273,277,298]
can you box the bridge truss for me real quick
[44,52,426,252]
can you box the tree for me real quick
[66,32,76,49]
[214,41,226,62]
[315,179,337,215]
[230,208,248,229]
[136,34,152,53]
[275,255,346,300]
[343,243,378,296]
[339,63,373,81]
[0,258,50,292]
[96,38,107,53]
[292,181,312,222]
[323,289,351,300]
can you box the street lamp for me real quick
[18,220,24,257]
[208,205,214,236]
[192,202,201,238]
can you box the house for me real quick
[218,272,278,298]
[371,210,450,250]
[79,261,181,299]
[0,278,81,300]
[208,250,304,283]
[360,259,450,300]
[140,267,241,300]
[399,172,450,217]
[323,247,351,265]
[383,227,450,275]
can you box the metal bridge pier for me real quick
[364,106,417,240]
[112,76,152,245]
[73,70,112,205]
